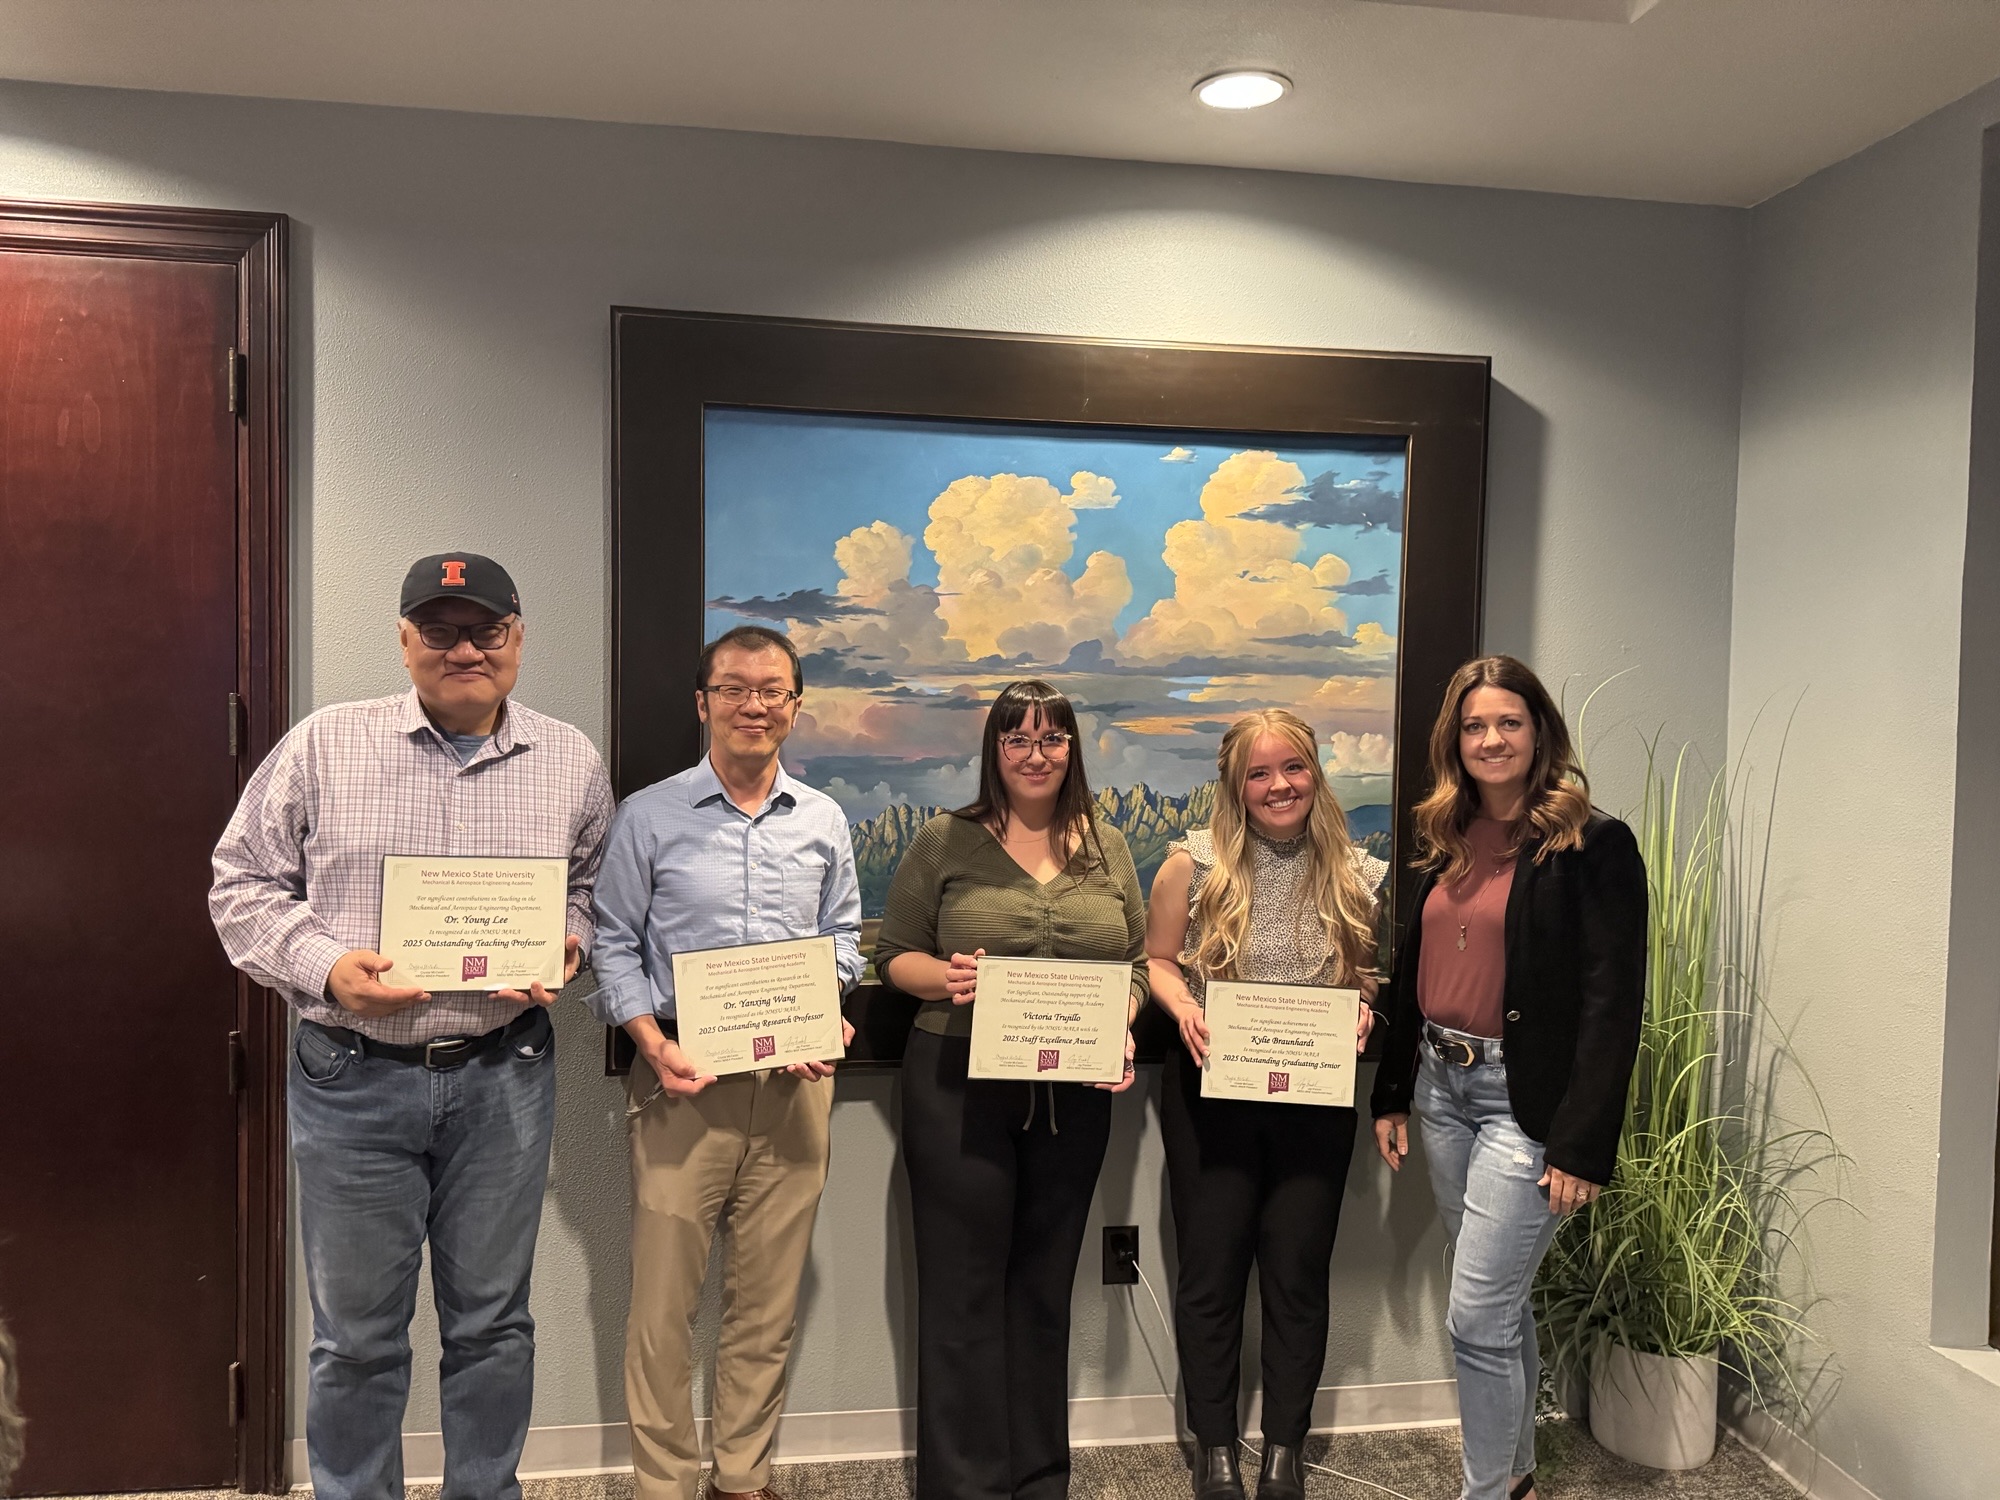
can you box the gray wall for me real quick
[1732,80,2000,1500]
[0,81,1747,1435]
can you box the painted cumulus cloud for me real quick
[701,411,1406,906]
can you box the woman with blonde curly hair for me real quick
[1370,655,1646,1500]
[1146,709,1385,1500]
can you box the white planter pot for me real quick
[1588,1343,1719,1470]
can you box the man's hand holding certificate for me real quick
[1201,981,1360,1106]
[671,936,846,1076]
[377,855,570,991]
[968,957,1130,1084]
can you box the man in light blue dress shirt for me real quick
[590,625,861,1500]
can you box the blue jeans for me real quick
[290,1011,557,1500]
[1413,1035,1563,1500]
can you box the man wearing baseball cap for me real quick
[211,552,612,1500]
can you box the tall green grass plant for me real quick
[1535,725,1840,1417]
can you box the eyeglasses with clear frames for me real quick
[702,685,801,708]
[414,619,516,651]
[998,731,1072,761]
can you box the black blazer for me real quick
[1369,810,1648,1187]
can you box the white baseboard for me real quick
[1724,1396,1882,1500]
[1060,1378,1461,1451]
[1304,1377,1462,1434]
[287,1379,1461,1487]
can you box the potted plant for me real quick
[1534,732,1837,1469]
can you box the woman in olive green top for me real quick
[875,680,1146,1500]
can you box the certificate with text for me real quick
[968,957,1130,1085]
[377,856,570,991]
[1201,981,1359,1106]
[671,936,846,1076]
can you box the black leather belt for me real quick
[303,1008,544,1071]
[1424,1022,1503,1068]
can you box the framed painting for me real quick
[611,310,1487,1064]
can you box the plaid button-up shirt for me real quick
[211,687,614,1044]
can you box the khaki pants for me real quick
[625,1066,834,1500]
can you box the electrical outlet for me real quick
[1102,1224,1139,1285]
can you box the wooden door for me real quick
[0,206,287,1495]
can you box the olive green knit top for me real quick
[873,812,1150,1038]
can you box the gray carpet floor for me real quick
[64,1422,1806,1500]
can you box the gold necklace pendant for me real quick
[1457,922,1468,952]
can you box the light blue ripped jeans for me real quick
[1413,1031,1563,1500]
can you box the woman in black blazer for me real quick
[1370,655,1646,1500]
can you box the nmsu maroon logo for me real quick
[1037,1049,1060,1072]
[462,955,488,982]
[753,1035,776,1061]
[1268,1071,1290,1094]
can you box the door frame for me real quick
[0,199,290,1493]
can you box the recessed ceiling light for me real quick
[1194,71,1291,111]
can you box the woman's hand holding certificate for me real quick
[968,956,1131,1084]
[1201,981,1361,1106]
[671,936,846,1077]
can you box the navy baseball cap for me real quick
[399,552,522,618]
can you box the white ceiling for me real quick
[4,0,1999,206]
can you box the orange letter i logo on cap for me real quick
[441,560,467,586]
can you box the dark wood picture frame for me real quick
[0,199,290,1492]
[610,308,1486,1068]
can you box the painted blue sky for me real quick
[702,407,1408,824]
[705,410,1405,639]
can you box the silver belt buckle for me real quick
[424,1036,472,1070]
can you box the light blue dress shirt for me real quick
[589,756,864,1027]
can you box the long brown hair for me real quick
[1412,655,1592,882]
[953,680,1105,874]
[1191,710,1377,984]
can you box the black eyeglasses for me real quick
[413,619,516,651]
[702,685,800,708]
[998,731,1072,761]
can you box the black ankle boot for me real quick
[1192,1444,1245,1500]
[1256,1442,1305,1500]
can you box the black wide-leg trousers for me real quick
[1160,1046,1358,1449]
[900,1027,1114,1500]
